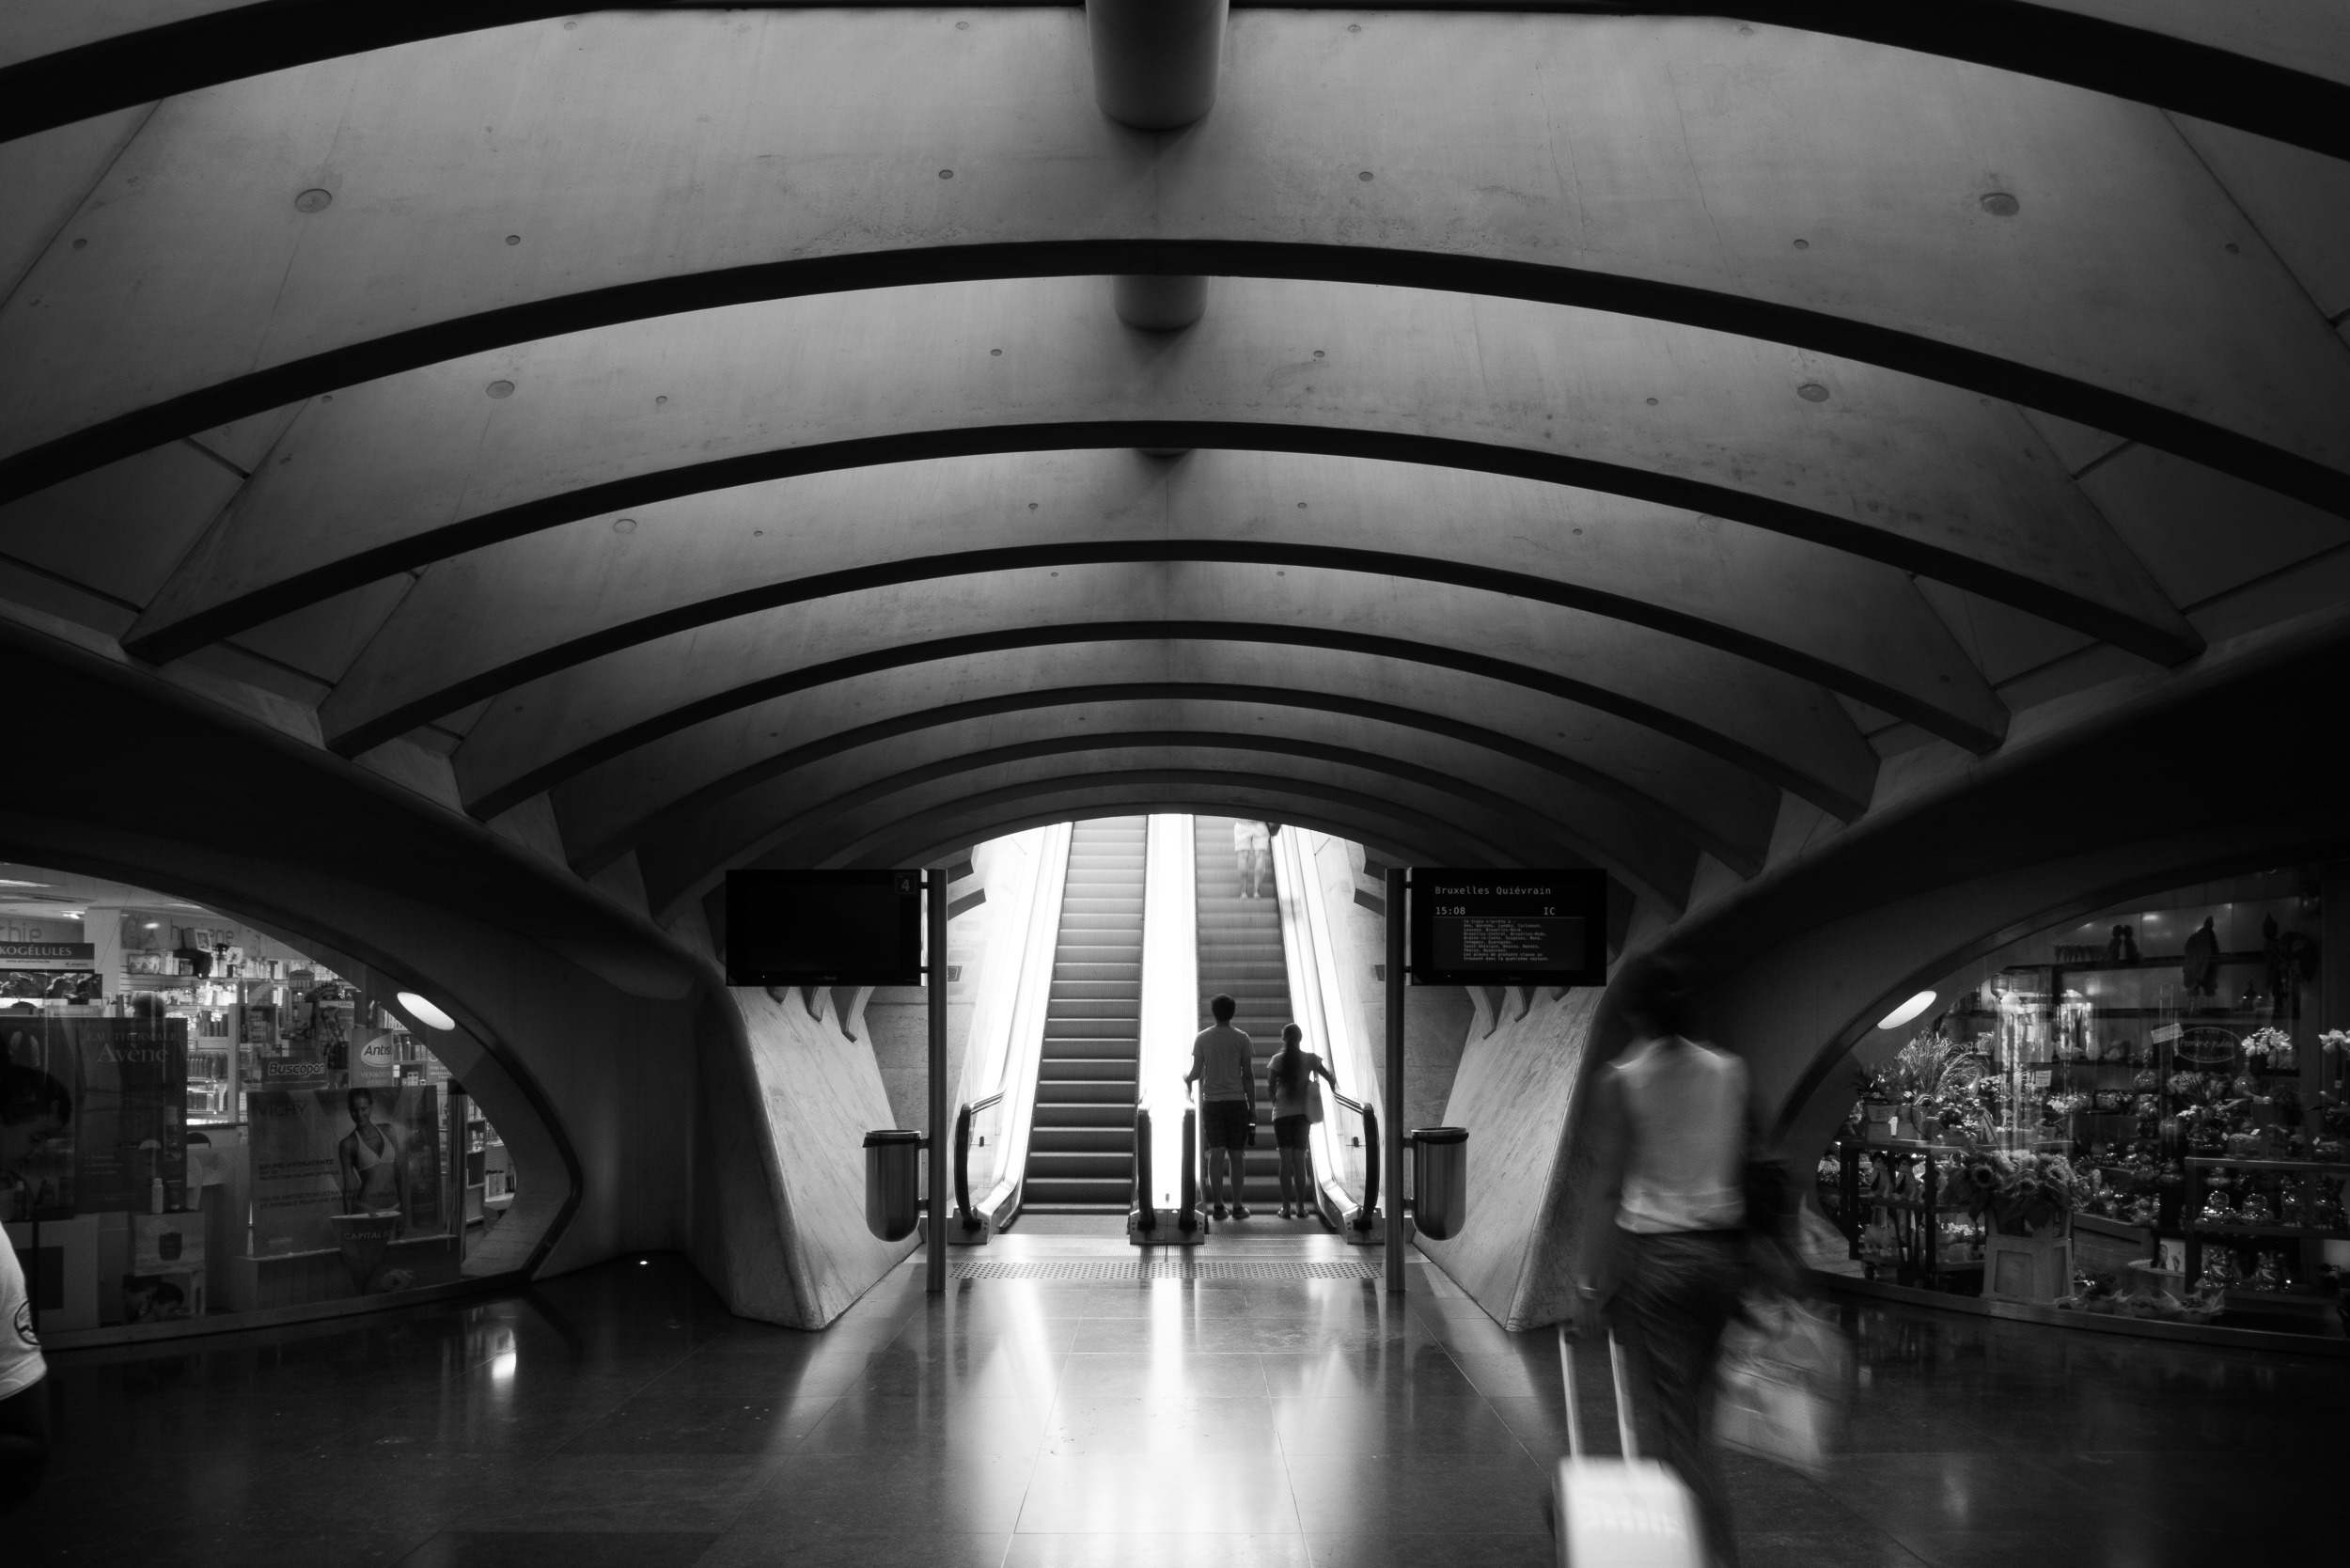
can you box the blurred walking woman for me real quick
[1267,1025,1337,1218]
[1578,953,1757,1568]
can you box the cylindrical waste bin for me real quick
[864,1129,924,1242]
[1410,1126,1468,1240]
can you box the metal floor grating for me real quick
[948,1259,1382,1281]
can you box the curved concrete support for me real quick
[619,703,1697,915]
[6,13,2343,530]
[322,449,2004,759]
[1088,0,1227,130]
[786,773,1505,880]
[744,745,1584,882]
[447,559,1878,823]
[8,6,2345,157]
[116,276,2190,666]
[550,641,1780,882]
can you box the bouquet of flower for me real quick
[1957,1149,2081,1235]
[1881,1031,1997,1141]
[2242,1027,2295,1069]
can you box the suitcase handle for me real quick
[1555,1322,1640,1462]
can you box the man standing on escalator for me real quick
[1185,993,1256,1220]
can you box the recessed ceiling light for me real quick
[397,991,456,1030]
[1877,991,1936,1030]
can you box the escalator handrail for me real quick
[1355,1100,1381,1234]
[1179,1103,1199,1231]
[1321,1086,1379,1233]
[1132,1099,1155,1231]
[952,1101,979,1231]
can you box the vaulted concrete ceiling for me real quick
[2,3,2346,934]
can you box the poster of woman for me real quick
[337,1087,410,1227]
[249,1085,441,1255]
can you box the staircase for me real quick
[1018,817,1148,1212]
[1193,816,1293,1210]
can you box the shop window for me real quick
[1818,867,2347,1338]
[0,861,518,1341]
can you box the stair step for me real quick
[1035,1079,1136,1104]
[1038,1059,1137,1083]
[1029,1127,1136,1152]
[1032,1105,1137,1128]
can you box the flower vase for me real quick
[1982,1217,2075,1305]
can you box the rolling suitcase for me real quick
[1552,1324,1706,1568]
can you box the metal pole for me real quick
[927,867,949,1295]
[1385,866,1406,1294]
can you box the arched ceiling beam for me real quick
[758,765,1528,881]
[4,3,2343,158]
[6,14,2345,529]
[118,278,2191,666]
[670,733,1632,908]
[447,560,1878,823]
[325,448,2005,759]
[782,791,1465,900]
[613,708,1695,915]
[548,643,1780,880]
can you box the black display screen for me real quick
[1407,869,1608,986]
[724,870,924,986]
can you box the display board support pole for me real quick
[1385,866,1406,1295]
[926,867,949,1296]
[447,1081,467,1267]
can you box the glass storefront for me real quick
[0,862,517,1341]
[1818,866,2348,1340]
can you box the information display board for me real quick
[725,870,925,986]
[1407,869,1608,986]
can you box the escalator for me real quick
[1192,816,1292,1211]
[1017,816,1147,1211]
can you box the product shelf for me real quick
[2188,1222,2350,1240]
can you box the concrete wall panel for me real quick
[1415,986,1603,1331]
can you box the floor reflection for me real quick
[10,1220,2342,1567]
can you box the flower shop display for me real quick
[1825,880,2348,1338]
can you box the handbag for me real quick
[1713,1296,1849,1480]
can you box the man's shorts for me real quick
[1202,1099,1253,1150]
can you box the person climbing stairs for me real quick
[1192,816,1298,1215]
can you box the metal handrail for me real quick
[1343,1095,1381,1238]
[1179,1104,1199,1231]
[1132,1098,1155,1232]
[954,1092,1006,1234]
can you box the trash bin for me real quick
[1410,1126,1468,1240]
[864,1129,924,1242]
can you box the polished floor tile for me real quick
[18,1236,2347,1568]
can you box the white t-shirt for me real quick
[1612,1035,1747,1234]
[0,1233,46,1400]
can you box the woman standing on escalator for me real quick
[1267,1025,1337,1220]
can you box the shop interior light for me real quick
[1877,990,1937,1030]
[397,991,456,1030]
